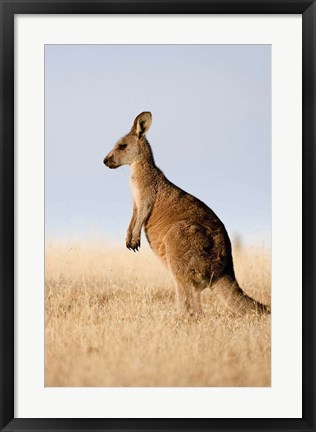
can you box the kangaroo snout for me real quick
[103,154,117,169]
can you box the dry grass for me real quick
[45,241,271,387]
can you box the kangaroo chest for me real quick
[129,176,142,209]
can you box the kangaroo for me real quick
[103,112,270,316]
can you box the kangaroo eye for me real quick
[119,144,127,150]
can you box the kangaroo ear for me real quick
[132,112,152,138]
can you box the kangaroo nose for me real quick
[103,157,109,165]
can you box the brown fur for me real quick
[104,112,270,316]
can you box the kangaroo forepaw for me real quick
[126,238,141,252]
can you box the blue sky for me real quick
[45,44,271,246]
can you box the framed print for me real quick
[0,0,315,431]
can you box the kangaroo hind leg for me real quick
[173,278,202,316]
[173,280,192,314]
[191,286,203,316]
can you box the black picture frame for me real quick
[0,0,315,431]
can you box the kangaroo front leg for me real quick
[127,201,152,252]
[126,204,137,250]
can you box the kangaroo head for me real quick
[103,112,152,169]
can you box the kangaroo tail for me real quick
[212,276,271,315]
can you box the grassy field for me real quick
[45,242,271,387]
